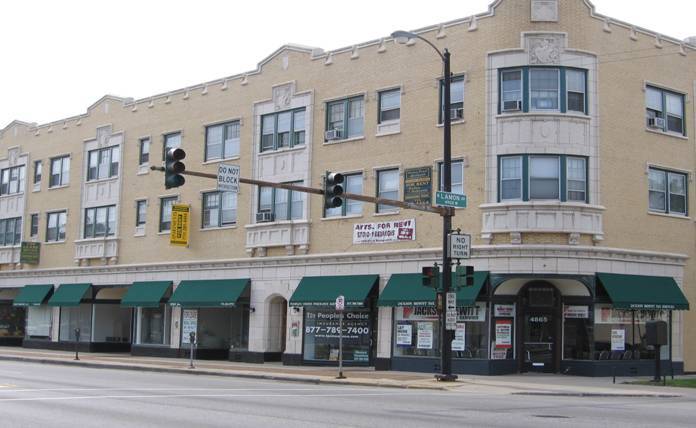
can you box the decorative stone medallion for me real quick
[531,0,558,22]
[528,36,563,64]
[272,83,294,111]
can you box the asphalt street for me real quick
[1,361,695,427]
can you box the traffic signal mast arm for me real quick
[151,167,452,216]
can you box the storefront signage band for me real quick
[396,302,486,322]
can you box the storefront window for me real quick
[0,304,24,338]
[492,303,515,360]
[593,304,668,360]
[59,304,92,342]
[562,305,591,360]
[140,305,171,345]
[26,306,51,339]
[180,306,249,350]
[91,304,131,343]
[393,303,488,359]
[303,308,372,363]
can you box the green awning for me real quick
[289,275,379,307]
[597,273,689,310]
[13,284,54,307]
[48,283,92,307]
[121,281,173,308]
[378,271,489,307]
[168,279,250,308]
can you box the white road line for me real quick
[0,391,418,402]
[0,387,384,393]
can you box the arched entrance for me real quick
[266,295,287,359]
[519,281,560,373]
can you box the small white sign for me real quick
[563,305,589,319]
[417,322,433,349]
[494,304,515,318]
[335,295,345,311]
[446,292,457,330]
[181,309,198,345]
[448,234,471,259]
[452,323,466,351]
[353,219,416,244]
[611,329,625,351]
[396,324,412,346]
[217,163,240,193]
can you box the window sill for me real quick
[321,214,363,221]
[199,224,238,232]
[0,192,24,199]
[202,156,241,165]
[323,136,365,146]
[259,145,306,156]
[157,231,171,236]
[133,232,146,237]
[373,211,400,217]
[48,184,69,190]
[648,211,690,220]
[495,112,590,120]
[74,237,118,244]
[137,164,150,175]
[376,130,401,138]
[33,184,41,192]
[436,120,465,128]
[0,245,20,249]
[645,128,688,141]
[85,176,119,185]
[245,219,309,229]
[44,240,66,245]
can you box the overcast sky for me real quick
[1,0,694,128]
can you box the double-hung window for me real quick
[499,67,588,115]
[87,146,119,181]
[648,168,687,216]
[376,169,399,214]
[202,191,237,228]
[136,200,147,227]
[646,86,685,135]
[530,69,560,111]
[439,76,465,123]
[159,197,177,232]
[205,121,240,161]
[501,70,523,112]
[499,155,588,203]
[0,166,25,196]
[378,89,401,123]
[46,211,67,242]
[163,132,181,161]
[33,161,42,185]
[84,205,116,238]
[325,173,363,217]
[139,138,150,165]
[257,183,304,221]
[326,97,364,140]
[49,156,70,188]
[0,217,21,246]
[438,160,464,195]
[30,214,39,238]
[260,109,305,152]
[566,70,586,113]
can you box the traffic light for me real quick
[422,265,440,289]
[455,265,475,288]
[165,148,186,189]
[324,171,344,209]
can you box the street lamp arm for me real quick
[390,31,446,62]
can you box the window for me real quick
[499,155,588,203]
[260,109,305,152]
[162,132,181,161]
[135,200,147,227]
[140,305,171,345]
[378,89,401,123]
[440,76,465,123]
[325,173,363,217]
[33,161,42,184]
[84,205,116,238]
[438,160,464,195]
[205,121,240,161]
[139,138,150,165]
[46,211,67,242]
[30,214,39,237]
[0,166,25,196]
[49,156,70,187]
[159,197,177,232]
[649,168,687,216]
[499,67,588,115]
[376,169,399,213]
[202,191,237,228]
[646,86,685,135]
[87,146,119,181]
[257,183,304,221]
[0,217,21,246]
[326,97,364,140]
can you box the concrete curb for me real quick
[0,355,449,391]
[511,391,682,398]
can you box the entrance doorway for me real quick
[520,282,559,373]
[267,296,287,357]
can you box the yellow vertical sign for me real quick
[170,204,190,247]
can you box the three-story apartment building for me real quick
[0,0,693,375]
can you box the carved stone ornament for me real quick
[528,37,562,64]
[96,125,112,148]
[272,83,294,111]
[7,147,19,166]
[531,0,558,22]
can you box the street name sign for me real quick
[436,191,467,208]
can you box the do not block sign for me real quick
[217,164,240,193]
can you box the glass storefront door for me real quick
[523,312,555,372]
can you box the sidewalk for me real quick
[0,346,690,397]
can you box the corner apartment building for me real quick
[0,0,693,375]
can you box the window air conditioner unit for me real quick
[255,211,274,223]
[450,108,464,120]
[648,117,666,129]
[502,100,522,112]
[324,129,342,141]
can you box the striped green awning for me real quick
[168,279,250,308]
[289,275,379,308]
[121,281,173,308]
[597,273,689,310]
[378,272,489,307]
[48,283,92,307]
[13,284,54,307]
